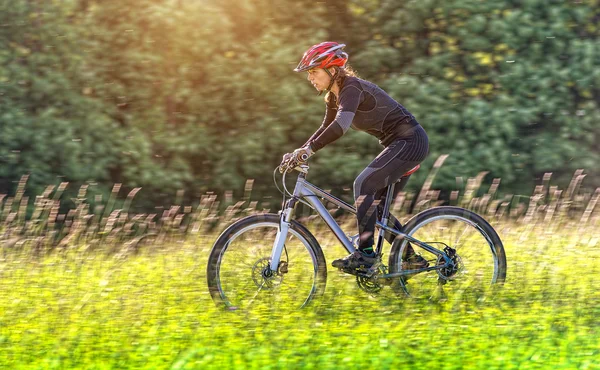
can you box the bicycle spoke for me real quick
[214,221,320,310]
[453,222,471,249]
[246,281,266,308]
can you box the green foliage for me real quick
[365,0,600,192]
[0,1,128,197]
[75,0,333,203]
[0,0,598,209]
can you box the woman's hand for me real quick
[279,152,294,173]
[279,146,314,173]
[292,146,314,163]
[281,152,294,164]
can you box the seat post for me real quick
[375,183,396,254]
[381,183,395,223]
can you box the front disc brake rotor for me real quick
[251,257,283,289]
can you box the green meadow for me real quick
[1,215,599,369]
[0,168,598,368]
[2,0,599,368]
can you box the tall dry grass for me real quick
[1,156,598,254]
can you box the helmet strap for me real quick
[318,68,338,96]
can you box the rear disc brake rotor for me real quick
[436,249,462,280]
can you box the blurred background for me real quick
[1,2,599,367]
[0,0,598,212]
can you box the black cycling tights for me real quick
[353,125,429,251]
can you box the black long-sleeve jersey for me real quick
[304,76,420,151]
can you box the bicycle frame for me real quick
[270,165,452,276]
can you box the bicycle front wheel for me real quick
[207,213,327,310]
[389,206,506,300]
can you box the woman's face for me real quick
[306,68,333,92]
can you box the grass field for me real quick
[1,218,600,369]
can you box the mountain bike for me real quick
[207,158,506,310]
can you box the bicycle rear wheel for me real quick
[389,206,506,301]
[207,213,327,310]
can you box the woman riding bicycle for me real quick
[284,41,430,274]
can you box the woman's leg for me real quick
[332,127,429,272]
[354,128,429,254]
[331,144,419,271]
[354,155,421,253]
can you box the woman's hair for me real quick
[325,64,359,104]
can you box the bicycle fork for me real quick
[270,203,294,272]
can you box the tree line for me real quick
[0,0,598,210]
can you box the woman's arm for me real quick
[302,100,337,147]
[308,85,363,152]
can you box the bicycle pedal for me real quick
[361,268,378,278]
[355,271,374,278]
[365,261,382,277]
[337,267,357,276]
[352,266,380,278]
[337,266,363,277]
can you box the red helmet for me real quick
[294,42,348,72]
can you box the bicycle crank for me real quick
[355,264,394,293]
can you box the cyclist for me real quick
[283,41,429,274]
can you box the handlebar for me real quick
[279,157,310,174]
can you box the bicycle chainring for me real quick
[356,275,383,294]
[355,264,391,293]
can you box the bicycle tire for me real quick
[389,206,506,298]
[207,213,327,310]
